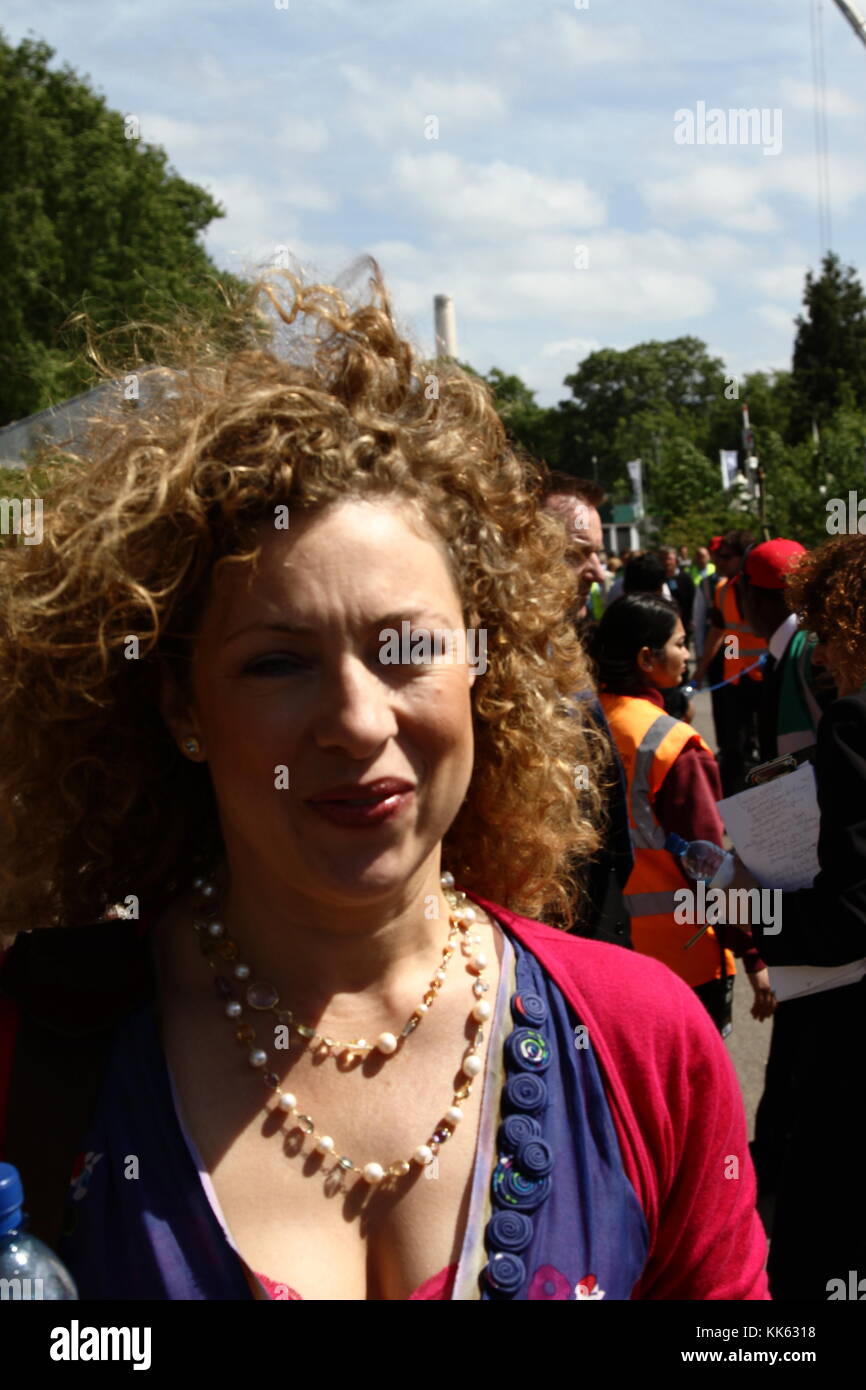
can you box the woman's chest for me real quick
[163,1003,493,1300]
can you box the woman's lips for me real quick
[305,782,415,829]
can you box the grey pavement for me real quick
[688,685,771,1140]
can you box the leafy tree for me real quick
[0,32,245,425]
[562,338,728,486]
[790,252,866,441]
[656,500,757,551]
[702,369,793,463]
[643,438,724,531]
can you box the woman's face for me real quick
[638,618,688,690]
[161,499,478,909]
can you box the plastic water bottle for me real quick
[665,832,735,887]
[0,1162,78,1300]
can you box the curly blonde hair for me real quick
[785,533,866,690]
[0,260,608,933]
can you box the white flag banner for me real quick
[719,450,739,490]
[626,458,643,516]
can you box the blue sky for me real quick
[6,0,866,405]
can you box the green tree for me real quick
[790,252,866,441]
[562,338,728,487]
[0,32,244,425]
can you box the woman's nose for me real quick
[312,656,399,755]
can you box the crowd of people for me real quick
[544,473,866,1302]
[0,264,862,1304]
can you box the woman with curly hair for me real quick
[730,533,866,1302]
[0,262,768,1301]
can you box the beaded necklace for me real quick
[191,871,492,1185]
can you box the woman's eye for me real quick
[243,654,305,676]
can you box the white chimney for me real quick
[433,294,458,358]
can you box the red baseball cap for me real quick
[708,536,723,553]
[743,538,806,589]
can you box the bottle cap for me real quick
[664,832,689,856]
[0,1162,24,1233]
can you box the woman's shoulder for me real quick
[474,892,714,1054]
[0,918,154,1034]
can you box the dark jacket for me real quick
[751,690,866,966]
[567,695,633,950]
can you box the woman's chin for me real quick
[298,848,421,904]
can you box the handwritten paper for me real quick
[716,761,820,891]
[717,763,866,1002]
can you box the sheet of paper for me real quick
[716,761,820,891]
[768,959,866,1004]
[718,763,866,1002]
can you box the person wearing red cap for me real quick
[738,540,838,1222]
[741,538,837,762]
[725,534,866,1301]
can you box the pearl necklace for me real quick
[191,871,492,1185]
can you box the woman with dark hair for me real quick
[589,595,773,1035]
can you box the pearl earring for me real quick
[183,736,201,757]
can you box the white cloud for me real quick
[392,151,606,235]
[778,78,863,118]
[276,117,331,155]
[541,336,602,360]
[339,64,507,144]
[365,228,717,329]
[641,165,781,232]
[642,153,866,233]
[136,111,329,172]
[763,153,866,213]
[755,303,796,332]
[752,264,806,300]
[498,13,644,68]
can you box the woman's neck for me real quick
[154,850,465,1026]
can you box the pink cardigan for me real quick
[467,892,771,1300]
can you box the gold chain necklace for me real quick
[191,871,491,1185]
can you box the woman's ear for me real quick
[636,644,655,676]
[156,654,204,759]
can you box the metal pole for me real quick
[832,0,866,50]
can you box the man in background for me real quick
[543,473,607,628]
[689,544,715,587]
[659,546,695,641]
[543,473,633,949]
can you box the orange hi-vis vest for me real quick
[715,574,768,685]
[598,691,736,989]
